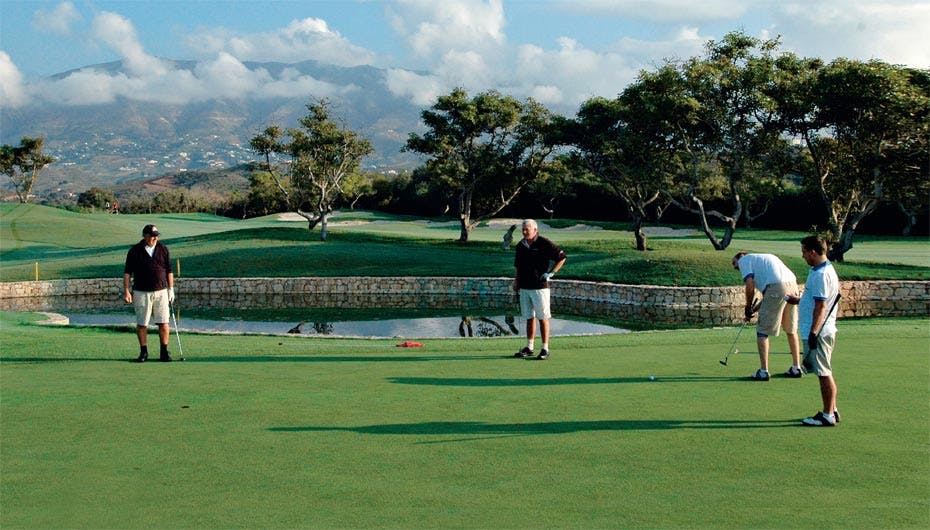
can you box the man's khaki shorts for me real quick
[133,289,169,326]
[756,281,798,337]
[519,288,551,320]
[803,333,835,377]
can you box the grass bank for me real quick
[1,312,927,528]
[2,204,928,285]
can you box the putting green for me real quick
[1,312,927,528]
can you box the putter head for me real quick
[719,359,727,366]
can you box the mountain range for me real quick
[1,59,426,198]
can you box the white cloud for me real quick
[774,1,930,68]
[34,68,122,105]
[558,0,753,22]
[385,68,447,107]
[606,26,707,66]
[21,11,366,107]
[508,38,640,108]
[184,17,376,67]
[0,51,29,108]
[32,1,82,36]
[389,0,506,60]
[262,68,359,99]
[92,12,170,77]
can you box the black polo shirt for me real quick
[514,235,566,290]
[124,240,172,292]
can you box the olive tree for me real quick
[405,88,558,242]
[250,100,372,240]
[779,59,930,259]
[1,137,55,203]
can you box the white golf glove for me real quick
[541,272,554,282]
[168,287,176,303]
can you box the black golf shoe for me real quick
[749,369,770,381]
[134,352,148,363]
[514,347,534,358]
[159,353,173,362]
[802,411,836,427]
[536,349,550,360]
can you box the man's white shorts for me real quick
[133,289,170,326]
[519,288,551,320]
[803,333,835,377]
[757,281,799,337]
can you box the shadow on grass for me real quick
[0,355,496,363]
[269,418,796,438]
[0,357,132,363]
[184,355,493,363]
[387,375,747,386]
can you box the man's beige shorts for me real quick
[519,288,552,320]
[756,281,798,337]
[803,333,835,377]
[133,289,169,326]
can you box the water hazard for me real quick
[9,292,633,338]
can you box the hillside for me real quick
[1,59,425,199]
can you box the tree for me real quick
[1,137,55,203]
[405,88,558,242]
[781,59,930,259]
[341,171,377,209]
[246,170,291,217]
[526,156,580,219]
[249,100,373,240]
[665,31,788,250]
[76,187,117,210]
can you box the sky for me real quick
[1,0,929,113]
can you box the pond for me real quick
[15,292,633,338]
[64,310,629,338]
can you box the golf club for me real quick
[719,320,747,366]
[719,297,760,366]
[169,301,185,361]
[812,292,843,346]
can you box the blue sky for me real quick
[2,0,928,112]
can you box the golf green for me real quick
[1,312,927,528]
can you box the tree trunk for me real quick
[458,217,471,242]
[898,201,916,237]
[828,229,855,262]
[632,215,647,251]
[319,212,329,241]
[458,189,472,242]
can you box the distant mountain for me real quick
[1,59,425,198]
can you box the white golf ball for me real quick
[649,375,655,381]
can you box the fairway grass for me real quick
[2,204,928,284]
[1,313,927,529]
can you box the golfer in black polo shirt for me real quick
[513,219,567,360]
[123,224,175,362]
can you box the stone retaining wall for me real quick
[1,278,927,324]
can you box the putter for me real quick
[169,301,185,361]
[720,297,760,366]
[719,320,747,366]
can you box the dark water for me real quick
[64,310,629,338]
[10,291,628,338]
[4,291,744,337]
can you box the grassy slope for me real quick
[2,204,928,285]
[0,313,927,528]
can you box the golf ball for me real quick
[649,375,656,381]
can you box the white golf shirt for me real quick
[737,253,796,293]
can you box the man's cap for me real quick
[142,224,160,236]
